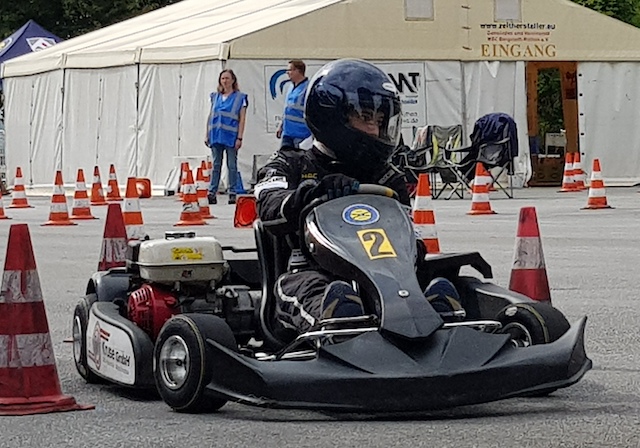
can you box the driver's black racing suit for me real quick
[254,145,412,333]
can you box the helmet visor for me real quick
[345,89,402,147]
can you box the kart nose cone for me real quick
[158,335,190,390]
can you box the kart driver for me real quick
[254,59,462,334]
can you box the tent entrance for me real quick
[526,61,579,186]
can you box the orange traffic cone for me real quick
[106,164,123,201]
[123,177,146,240]
[509,207,551,304]
[90,166,108,206]
[196,166,214,219]
[176,162,189,201]
[0,224,94,415]
[70,169,97,220]
[582,158,613,210]
[135,178,152,199]
[233,196,258,229]
[411,173,440,253]
[175,169,206,226]
[467,163,496,215]
[558,153,577,192]
[572,152,586,191]
[0,192,11,219]
[8,167,33,209]
[42,171,76,226]
[98,203,128,271]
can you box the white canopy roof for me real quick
[5,0,640,78]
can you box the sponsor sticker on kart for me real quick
[171,247,203,260]
[87,312,136,385]
[342,204,380,226]
[357,228,397,260]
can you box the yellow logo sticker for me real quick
[171,247,203,260]
[357,229,397,260]
[350,208,374,223]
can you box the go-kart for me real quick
[72,185,591,413]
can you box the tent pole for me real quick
[135,63,140,177]
[460,61,468,145]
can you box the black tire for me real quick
[72,294,103,384]
[496,302,570,347]
[154,314,237,413]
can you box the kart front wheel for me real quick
[154,314,237,413]
[496,302,570,348]
[72,294,103,384]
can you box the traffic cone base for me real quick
[558,152,578,192]
[467,163,496,215]
[582,158,613,210]
[8,167,33,208]
[42,171,77,226]
[0,224,93,415]
[70,169,98,220]
[412,173,440,254]
[175,169,206,226]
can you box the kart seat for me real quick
[253,219,292,349]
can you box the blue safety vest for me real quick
[282,79,312,140]
[207,91,248,148]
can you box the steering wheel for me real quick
[297,184,399,253]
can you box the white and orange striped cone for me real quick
[176,162,189,201]
[509,207,551,304]
[175,169,206,226]
[98,203,129,271]
[0,224,94,415]
[8,166,33,209]
[70,169,97,220]
[42,171,76,226]
[196,166,214,219]
[558,152,578,192]
[582,158,613,210]
[106,164,123,202]
[0,191,11,219]
[412,173,440,254]
[467,163,496,215]
[572,152,587,191]
[123,177,147,240]
[90,166,108,206]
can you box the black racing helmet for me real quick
[305,59,402,174]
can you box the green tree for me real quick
[570,0,639,24]
[0,0,181,40]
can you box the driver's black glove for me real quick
[304,174,360,202]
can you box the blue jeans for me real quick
[209,143,237,195]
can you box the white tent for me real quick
[3,0,640,188]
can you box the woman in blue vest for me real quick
[276,60,312,149]
[206,69,248,205]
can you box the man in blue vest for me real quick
[276,60,312,149]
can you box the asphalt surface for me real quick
[0,187,639,448]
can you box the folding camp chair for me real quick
[463,113,518,198]
[414,124,471,199]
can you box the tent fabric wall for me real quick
[137,61,222,186]
[463,61,530,186]
[4,71,63,185]
[62,67,137,185]
[578,62,640,186]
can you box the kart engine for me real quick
[126,232,258,341]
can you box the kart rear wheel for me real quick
[154,314,237,413]
[496,302,570,347]
[72,294,103,384]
